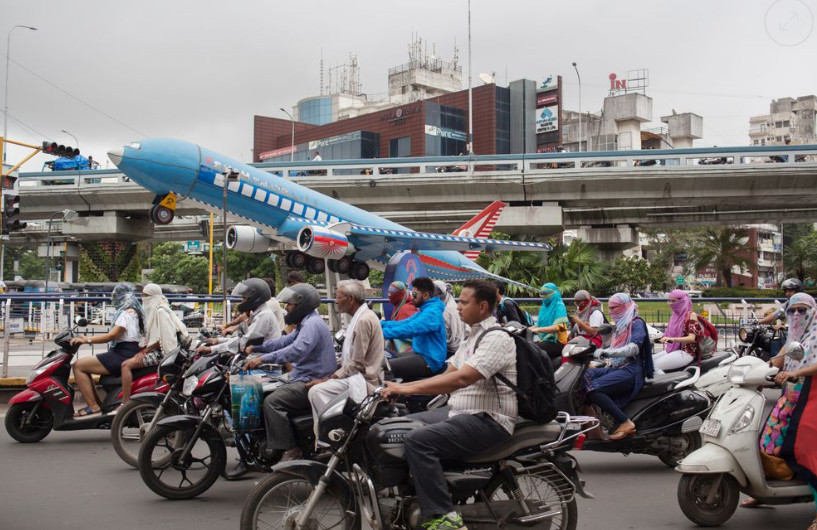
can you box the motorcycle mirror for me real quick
[74,317,88,327]
[786,342,806,362]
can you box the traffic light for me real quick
[41,141,80,158]
[2,176,27,234]
[198,219,210,238]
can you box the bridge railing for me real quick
[18,145,817,188]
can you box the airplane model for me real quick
[107,138,550,288]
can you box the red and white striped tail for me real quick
[452,201,506,261]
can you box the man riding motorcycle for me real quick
[756,278,803,357]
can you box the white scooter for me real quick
[675,344,813,526]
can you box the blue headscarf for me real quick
[537,282,568,342]
[110,283,145,345]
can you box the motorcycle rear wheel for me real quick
[5,402,54,443]
[138,422,226,500]
[112,400,176,468]
[240,472,360,530]
[484,469,577,530]
[677,473,739,527]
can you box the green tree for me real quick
[148,242,210,292]
[2,247,44,281]
[225,250,279,282]
[542,239,608,294]
[689,227,755,288]
[641,227,705,279]
[603,255,666,295]
[784,231,817,281]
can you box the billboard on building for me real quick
[535,105,559,133]
[535,74,561,150]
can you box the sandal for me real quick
[808,516,817,530]
[740,497,763,509]
[609,427,636,440]
[74,406,101,418]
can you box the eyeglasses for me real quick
[786,307,810,316]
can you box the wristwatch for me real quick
[86,338,92,345]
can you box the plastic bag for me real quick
[230,372,263,431]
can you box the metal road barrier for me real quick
[0,292,787,378]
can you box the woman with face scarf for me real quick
[528,283,570,362]
[568,290,605,348]
[119,284,188,405]
[70,283,146,417]
[653,290,703,373]
[744,293,817,522]
[583,293,654,440]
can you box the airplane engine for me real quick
[297,226,352,259]
[226,225,274,253]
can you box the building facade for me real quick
[749,95,817,146]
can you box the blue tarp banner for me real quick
[52,155,91,171]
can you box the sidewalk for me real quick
[0,336,110,387]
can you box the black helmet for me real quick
[232,278,271,314]
[781,278,804,293]
[279,283,321,325]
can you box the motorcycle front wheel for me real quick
[5,402,54,443]
[240,472,360,530]
[138,422,226,500]
[112,399,177,468]
[484,469,577,530]
[677,473,739,527]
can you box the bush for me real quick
[703,287,817,298]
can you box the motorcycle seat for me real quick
[100,365,157,387]
[291,414,313,431]
[462,421,563,464]
[699,351,732,371]
[637,372,690,399]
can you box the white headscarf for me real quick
[143,284,188,354]
[784,293,817,373]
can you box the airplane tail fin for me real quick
[453,201,507,261]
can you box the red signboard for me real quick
[536,93,558,107]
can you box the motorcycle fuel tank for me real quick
[365,417,425,487]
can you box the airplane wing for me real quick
[345,225,551,261]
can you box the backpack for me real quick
[499,298,535,327]
[475,327,558,424]
[698,316,718,358]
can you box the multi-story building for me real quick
[749,95,817,146]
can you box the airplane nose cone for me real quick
[107,147,124,167]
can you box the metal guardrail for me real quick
[17,144,817,188]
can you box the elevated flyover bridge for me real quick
[15,144,817,249]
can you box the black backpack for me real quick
[475,327,558,424]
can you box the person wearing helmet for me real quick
[196,278,280,356]
[433,280,467,357]
[756,278,804,356]
[239,283,336,474]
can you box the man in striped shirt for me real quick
[383,279,517,530]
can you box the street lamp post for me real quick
[42,208,77,353]
[467,0,473,156]
[572,62,582,152]
[3,25,37,162]
[280,108,295,162]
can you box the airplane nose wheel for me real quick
[351,261,369,281]
[150,204,174,225]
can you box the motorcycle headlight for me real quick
[182,375,199,396]
[727,364,750,385]
[738,328,749,342]
[730,405,755,434]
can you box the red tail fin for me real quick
[453,201,506,261]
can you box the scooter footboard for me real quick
[675,443,748,487]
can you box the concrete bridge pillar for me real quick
[495,203,564,236]
[576,225,639,262]
[661,112,703,149]
[603,92,652,152]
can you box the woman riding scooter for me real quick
[743,293,817,528]
[653,290,703,374]
[583,293,654,440]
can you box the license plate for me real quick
[700,419,721,437]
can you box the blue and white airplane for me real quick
[107,138,549,287]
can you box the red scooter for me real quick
[4,318,166,443]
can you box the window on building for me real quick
[592,134,617,151]
[783,120,790,127]
[775,121,783,128]
[495,86,510,154]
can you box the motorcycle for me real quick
[736,320,779,361]
[136,351,314,499]
[555,332,712,466]
[240,388,598,530]
[110,338,196,467]
[5,318,164,443]
[676,345,812,526]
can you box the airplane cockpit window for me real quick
[126,142,142,150]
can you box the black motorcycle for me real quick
[736,321,779,361]
[136,352,316,500]
[240,389,596,530]
[555,337,712,466]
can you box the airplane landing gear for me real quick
[149,204,174,225]
[350,261,369,281]
[286,251,308,269]
[306,257,325,274]
[150,193,177,225]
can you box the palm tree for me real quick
[784,232,817,281]
[543,239,608,294]
[690,227,755,287]
[477,248,547,296]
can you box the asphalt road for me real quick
[0,413,814,530]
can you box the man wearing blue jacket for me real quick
[382,277,447,381]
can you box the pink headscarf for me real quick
[665,289,692,353]
[609,293,638,348]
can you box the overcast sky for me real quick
[2,0,815,171]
